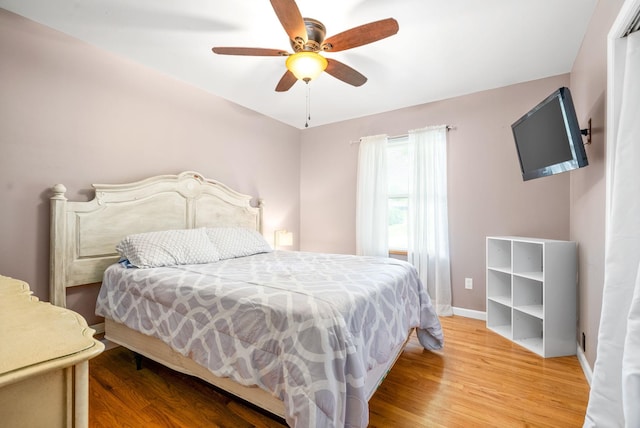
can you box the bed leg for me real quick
[134,353,143,370]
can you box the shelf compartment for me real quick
[512,241,543,276]
[487,238,511,271]
[487,269,511,303]
[487,299,511,339]
[513,275,543,320]
[513,310,543,355]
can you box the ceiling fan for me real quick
[212,0,399,92]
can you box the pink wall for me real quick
[300,75,572,312]
[569,0,625,368]
[0,9,301,322]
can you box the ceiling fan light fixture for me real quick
[286,52,328,82]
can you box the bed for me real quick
[49,171,443,427]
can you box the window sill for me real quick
[389,250,408,256]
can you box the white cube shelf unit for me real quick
[486,236,577,358]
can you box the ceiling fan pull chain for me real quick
[305,83,311,128]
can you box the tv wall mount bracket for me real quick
[580,118,592,144]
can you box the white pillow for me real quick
[206,227,272,260]
[116,228,220,268]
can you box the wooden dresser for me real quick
[0,275,104,427]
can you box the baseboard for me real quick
[452,307,486,320]
[576,344,593,386]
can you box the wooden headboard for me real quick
[49,171,263,307]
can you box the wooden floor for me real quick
[89,316,590,427]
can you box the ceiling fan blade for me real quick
[275,70,298,92]
[270,0,307,44]
[323,18,399,52]
[325,59,367,87]
[212,47,288,56]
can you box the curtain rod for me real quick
[349,125,456,145]
[623,10,640,36]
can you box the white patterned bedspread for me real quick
[96,251,443,427]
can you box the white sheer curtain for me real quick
[356,134,389,257]
[584,29,640,427]
[407,125,453,316]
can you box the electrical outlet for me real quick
[465,277,473,290]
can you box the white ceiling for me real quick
[1,0,597,129]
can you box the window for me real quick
[387,137,409,251]
[356,126,452,315]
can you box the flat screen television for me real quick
[511,87,588,181]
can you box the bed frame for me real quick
[49,171,408,421]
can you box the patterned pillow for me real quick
[205,227,272,260]
[116,228,221,268]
